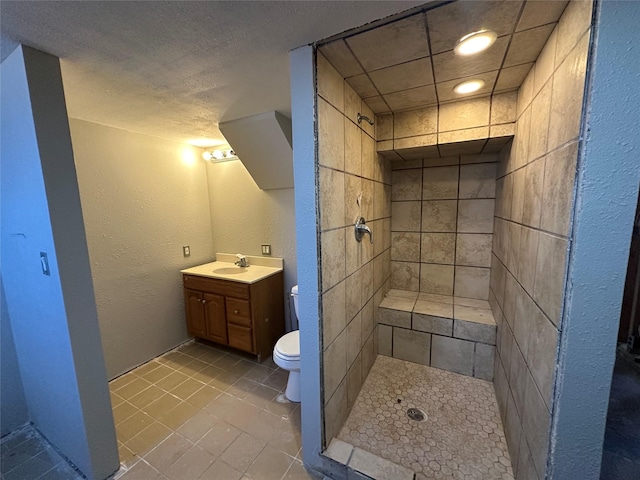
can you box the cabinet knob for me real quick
[202,299,206,304]
[234,310,239,314]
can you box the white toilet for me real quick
[273,285,301,402]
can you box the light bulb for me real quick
[453,79,486,95]
[454,30,497,56]
[202,151,213,161]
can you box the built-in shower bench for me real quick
[378,289,496,381]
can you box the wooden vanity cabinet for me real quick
[182,272,284,362]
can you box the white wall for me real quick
[0,277,29,436]
[206,160,297,330]
[1,46,118,479]
[70,119,214,379]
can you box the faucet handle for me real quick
[354,217,373,244]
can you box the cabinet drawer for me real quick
[228,324,253,352]
[183,275,249,299]
[226,298,251,327]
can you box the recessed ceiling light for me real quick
[454,79,486,95]
[454,30,497,56]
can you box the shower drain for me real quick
[406,407,426,422]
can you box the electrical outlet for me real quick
[261,244,271,255]
[183,245,190,257]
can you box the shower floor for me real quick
[337,355,513,480]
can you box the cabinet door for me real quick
[185,289,206,338]
[204,293,227,344]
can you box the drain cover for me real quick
[406,407,426,422]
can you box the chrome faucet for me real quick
[354,217,373,244]
[235,254,248,267]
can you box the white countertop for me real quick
[181,254,283,284]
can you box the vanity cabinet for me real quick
[182,271,284,362]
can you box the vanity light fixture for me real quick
[453,79,486,95]
[454,30,497,56]
[202,148,238,162]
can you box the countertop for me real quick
[181,254,283,285]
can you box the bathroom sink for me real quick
[212,267,249,275]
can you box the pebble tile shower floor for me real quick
[338,355,514,480]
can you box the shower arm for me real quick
[357,113,374,126]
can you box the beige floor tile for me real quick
[117,377,154,400]
[113,401,139,425]
[156,371,190,392]
[176,358,209,376]
[219,432,267,472]
[226,377,258,400]
[265,396,299,419]
[117,442,138,467]
[283,460,322,480]
[116,411,156,443]
[126,422,171,457]
[143,433,193,474]
[140,364,175,384]
[244,445,293,480]
[200,458,243,480]
[192,364,224,384]
[169,377,206,400]
[196,348,226,364]
[226,359,256,377]
[110,390,125,408]
[163,444,214,480]
[244,364,273,383]
[110,372,138,392]
[157,401,200,430]
[185,385,222,409]
[143,394,182,419]
[133,360,162,377]
[268,417,302,457]
[209,371,242,391]
[175,411,217,443]
[117,459,164,480]
[263,369,288,392]
[128,385,164,410]
[196,421,241,458]
[241,409,283,443]
[243,384,280,409]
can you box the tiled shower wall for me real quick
[390,155,497,300]
[489,1,593,479]
[316,52,392,444]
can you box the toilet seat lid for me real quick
[275,330,300,359]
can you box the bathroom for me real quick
[2,0,636,480]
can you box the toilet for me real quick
[273,285,301,402]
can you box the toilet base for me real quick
[285,369,301,403]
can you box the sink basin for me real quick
[212,267,249,275]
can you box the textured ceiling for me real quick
[319,0,568,114]
[0,0,425,146]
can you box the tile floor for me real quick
[110,340,317,480]
[1,340,318,480]
[338,355,514,480]
[0,425,83,480]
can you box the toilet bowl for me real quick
[273,285,301,402]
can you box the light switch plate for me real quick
[183,245,190,257]
[261,244,271,255]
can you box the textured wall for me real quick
[71,119,214,379]
[0,276,29,436]
[1,46,118,479]
[549,1,640,477]
[316,52,392,443]
[205,161,297,331]
[489,1,593,479]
